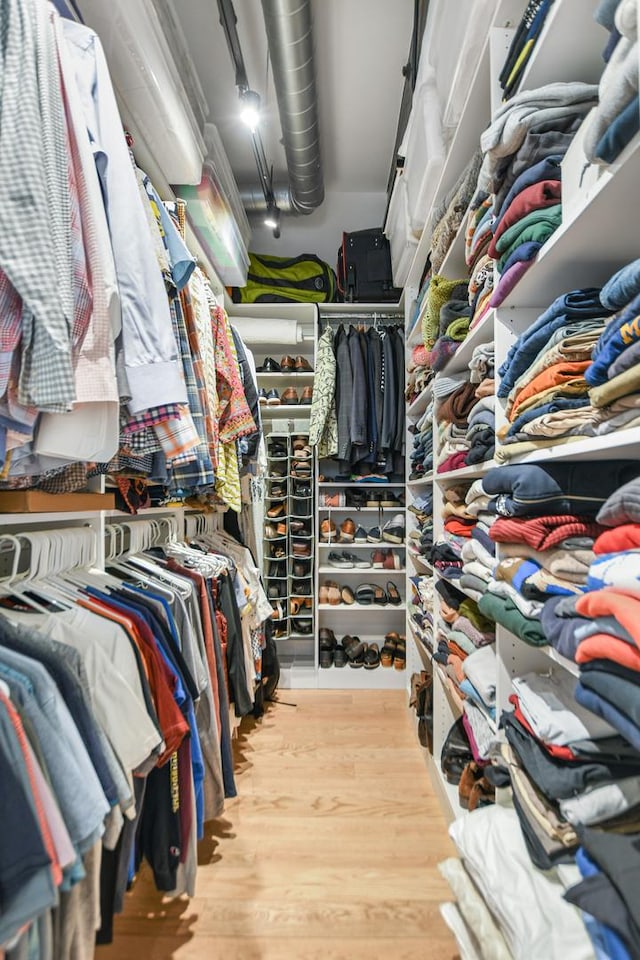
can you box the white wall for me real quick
[248,190,387,267]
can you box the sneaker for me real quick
[328,552,354,568]
[344,552,371,569]
[367,525,382,543]
[258,388,268,405]
[366,491,383,507]
[266,389,281,406]
[354,525,368,543]
[382,514,405,544]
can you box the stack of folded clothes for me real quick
[477,81,599,300]
[408,401,433,480]
[406,340,434,408]
[583,0,639,166]
[436,383,477,473]
[494,667,640,874]
[496,285,614,460]
[429,150,484,275]
[465,343,496,465]
[473,461,640,645]
[420,274,469,351]
[585,258,640,411]
[432,579,496,710]
[444,805,596,960]
[407,575,434,651]
[408,491,433,564]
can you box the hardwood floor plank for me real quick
[101,690,458,958]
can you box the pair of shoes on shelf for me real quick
[354,581,402,606]
[290,597,313,615]
[327,551,370,569]
[371,548,403,570]
[259,355,314,372]
[380,632,406,670]
[318,632,379,670]
[259,386,314,405]
[366,491,404,508]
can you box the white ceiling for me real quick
[171,0,415,196]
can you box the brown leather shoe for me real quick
[339,518,356,542]
[266,502,285,518]
[280,355,295,371]
[320,519,337,542]
[300,385,313,404]
[295,356,314,372]
[281,387,299,405]
[292,540,311,558]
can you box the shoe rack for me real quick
[230,302,407,689]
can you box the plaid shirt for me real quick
[164,295,215,493]
[0,2,75,411]
[122,403,182,435]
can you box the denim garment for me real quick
[573,848,632,960]
[608,335,640,377]
[594,97,640,165]
[586,290,640,384]
[497,288,608,397]
[601,257,640,310]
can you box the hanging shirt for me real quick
[61,19,187,414]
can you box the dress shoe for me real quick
[266,502,286,518]
[280,355,296,371]
[266,389,281,406]
[295,356,314,372]
[339,518,356,543]
[281,387,299,405]
[320,519,337,542]
[260,357,281,372]
[300,385,313,404]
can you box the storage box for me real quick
[404,74,447,236]
[0,492,115,514]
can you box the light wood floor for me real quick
[101,690,458,959]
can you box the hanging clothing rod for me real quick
[320,314,403,325]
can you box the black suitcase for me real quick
[337,228,402,303]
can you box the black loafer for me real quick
[260,357,281,372]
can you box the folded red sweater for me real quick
[489,514,605,551]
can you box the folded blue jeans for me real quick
[601,257,640,311]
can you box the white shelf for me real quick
[256,371,314,379]
[435,570,482,604]
[318,508,404,515]
[408,551,432,572]
[408,383,433,417]
[498,132,640,309]
[318,602,407,612]
[260,404,312,416]
[497,425,640,465]
[438,219,468,280]
[318,542,406,549]
[318,482,405,488]
[435,461,494,481]
[516,0,606,92]
[407,319,424,347]
[541,645,580,678]
[318,566,405,575]
[436,311,495,377]
[407,472,433,486]
[317,666,407,690]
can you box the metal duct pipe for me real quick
[259,0,324,215]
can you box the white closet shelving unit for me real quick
[403,0,640,822]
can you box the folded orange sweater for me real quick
[510,360,591,421]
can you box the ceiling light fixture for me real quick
[263,204,281,236]
[239,89,261,132]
